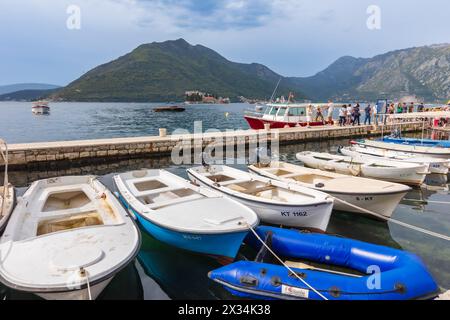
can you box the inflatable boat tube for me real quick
[209,226,439,300]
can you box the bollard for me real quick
[159,128,167,137]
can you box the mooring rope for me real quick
[245,222,329,300]
[0,139,9,215]
[330,196,450,241]
[79,267,92,301]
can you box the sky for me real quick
[0,0,449,86]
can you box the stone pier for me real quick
[1,122,423,170]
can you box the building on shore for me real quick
[185,91,230,104]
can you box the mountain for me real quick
[54,39,304,102]
[291,44,450,102]
[0,88,60,101]
[0,83,61,95]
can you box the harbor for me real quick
[2,0,450,304]
[1,100,450,299]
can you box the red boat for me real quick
[244,103,332,130]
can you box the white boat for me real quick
[248,162,411,219]
[0,185,14,233]
[340,145,450,175]
[0,176,140,300]
[113,169,259,259]
[354,139,450,159]
[296,151,430,186]
[0,139,14,232]
[31,101,50,115]
[187,165,334,232]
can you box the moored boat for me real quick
[296,151,429,186]
[31,101,50,115]
[153,105,186,112]
[187,165,334,232]
[354,139,450,158]
[0,176,141,300]
[0,139,14,233]
[113,169,259,259]
[209,226,440,300]
[248,161,410,219]
[381,136,450,148]
[340,145,450,174]
[244,103,331,130]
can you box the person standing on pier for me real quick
[364,104,372,125]
[352,103,361,126]
[346,104,353,125]
[327,100,334,125]
[372,104,378,126]
[306,105,313,128]
[339,105,347,126]
[315,106,325,124]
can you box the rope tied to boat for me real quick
[244,222,329,300]
[329,196,450,242]
[79,267,92,301]
[0,139,9,215]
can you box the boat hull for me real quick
[244,116,329,130]
[188,172,332,232]
[36,278,112,300]
[330,190,407,218]
[354,140,450,159]
[299,155,428,186]
[31,106,50,114]
[119,195,248,259]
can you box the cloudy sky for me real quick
[1,0,449,86]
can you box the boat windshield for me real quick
[278,107,287,117]
[288,107,306,116]
[269,107,278,116]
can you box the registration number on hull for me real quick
[281,211,308,217]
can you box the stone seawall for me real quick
[1,122,423,170]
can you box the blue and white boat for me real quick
[381,137,450,148]
[209,226,440,300]
[114,169,259,259]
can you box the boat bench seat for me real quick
[218,179,251,187]
[146,194,204,210]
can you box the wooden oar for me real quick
[285,261,362,278]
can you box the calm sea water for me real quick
[0,102,449,300]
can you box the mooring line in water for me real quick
[331,197,450,242]
[245,223,329,301]
[403,198,450,205]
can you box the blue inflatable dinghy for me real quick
[209,226,439,300]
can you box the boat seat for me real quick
[146,194,204,210]
[238,185,277,195]
[219,179,251,187]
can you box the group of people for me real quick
[385,102,424,114]
[337,103,377,126]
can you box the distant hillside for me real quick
[0,83,60,95]
[54,39,305,102]
[0,88,59,101]
[290,44,450,102]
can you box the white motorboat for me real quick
[114,169,259,259]
[248,162,411,219]
[187,165,334,232]
[296,151,429,186]
[0,139,14,233]
[354,139,450,159]
[340,145,450,175]
[31,101,50,115]
[0,176,140,300]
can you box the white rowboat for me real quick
[340,145,449,175]
[296,151,429,186]
[0,176,140,300]
[187,165,334,232]
[354,140,450,159]
[248,162,411,219]
[114,169,259,259]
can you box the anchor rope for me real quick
[79,267,93,301]
[329,196,450,242]
[244,222,329,300]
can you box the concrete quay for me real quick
[1,122,424,170]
